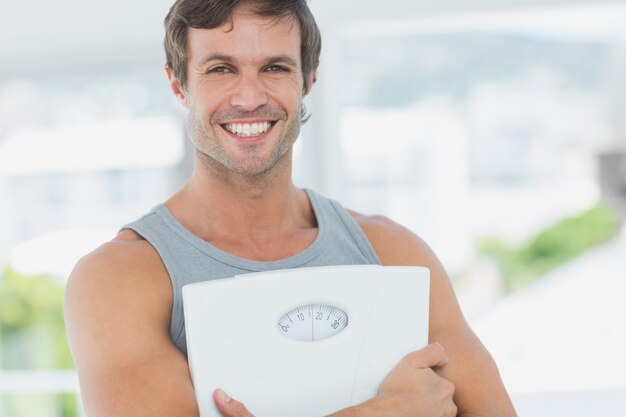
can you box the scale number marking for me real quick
[277,304,348,342]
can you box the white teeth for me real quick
[224,121,271,137]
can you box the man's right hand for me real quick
[331,343,457,417]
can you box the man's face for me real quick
[180,8,311,178]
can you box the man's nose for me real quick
[229,73,268,111]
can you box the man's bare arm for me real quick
[356,213,517,417]
[64,233,199,417]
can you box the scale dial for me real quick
[277,304,348,342]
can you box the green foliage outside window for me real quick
[478,204,620,292]
[0,267,77,417]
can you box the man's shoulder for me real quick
[66,229,170,309]
[73,229,160,275]
[347,210,436,266]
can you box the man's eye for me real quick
[207,66,232,74]
[266,65,289,73]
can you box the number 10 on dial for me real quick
[277,304,348,342]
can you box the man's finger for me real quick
[213,388,255,417]
[402,342,449,369]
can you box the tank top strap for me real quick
[304,188,380,265]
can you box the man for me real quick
[64,1,517,416]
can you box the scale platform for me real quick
[183,264,430,417]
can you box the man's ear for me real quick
[303,67,318,97]
[165,66,189,108]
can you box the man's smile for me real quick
[221,120,275,138]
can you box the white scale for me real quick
[183,265,430,417]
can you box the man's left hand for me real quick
[214,389,255,417]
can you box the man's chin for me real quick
[202,156,281,179]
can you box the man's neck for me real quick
[165,153,317,259]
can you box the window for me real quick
[319,4,626,414]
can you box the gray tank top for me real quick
[122,188,381,355]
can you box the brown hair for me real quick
[164,0,321,92]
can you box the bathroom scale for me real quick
[183,264,430,417]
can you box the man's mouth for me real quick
[222,121,274,138]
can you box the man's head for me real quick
[163,1,320,179]
[164,0,321,93]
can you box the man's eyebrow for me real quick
[264,55,299,68]
[196,54,234,68]
[196,54,299,69]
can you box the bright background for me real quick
[1,0,625,416]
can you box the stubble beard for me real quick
[188,105,302,180]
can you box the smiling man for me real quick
[64,1,517,416]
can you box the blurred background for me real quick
[1,0,625,415]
